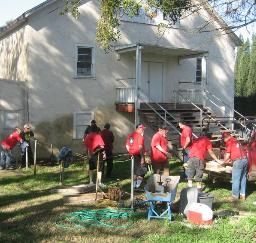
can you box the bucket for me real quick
[198,193,214,209]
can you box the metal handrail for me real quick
[174,90,230,132]
[204,89,256,131]
[138,88,182,135]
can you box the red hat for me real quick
[222,132,231,138]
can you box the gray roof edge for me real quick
[0,0,58,39]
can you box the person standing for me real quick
[0,128,23,170]
[84,125,106,188]
[126,124,147,189]
[101,123,114,178]
[185,134,221,189]
[20,124,34,167]
[151,126,171,176]
[84,120,101,137]
[221,132,248,201]
[178,121,193,163]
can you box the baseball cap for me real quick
[136,124,146,130]
[222,132,231,138]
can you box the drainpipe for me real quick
[135,44,142,128]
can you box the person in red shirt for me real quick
[0,128,23,170]
[151,126,172,176]
[84,125,106,188]
[101,123,114,178]
[126,124,147,189]
[221,132,248,200]
[179,121,193,161]
[186,134,221,189]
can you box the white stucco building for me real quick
[0,0,241,156]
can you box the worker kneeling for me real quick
[185,133,221,189]
[84,125,106,188]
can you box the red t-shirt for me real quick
[1,130,22,150]
[225,137,247,161]
[84,132,105,153]
[101,129,114,153]
[151,132,168,163]
[189,136,212,161]
[180,125,192,149]
[126,132,145,156]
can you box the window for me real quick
[4,111,20,129]
[73,111,93,139]
[196,58,202,83]
[76,46,94,77]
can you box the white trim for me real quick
[75,45,96,78]
[73,111,94,139]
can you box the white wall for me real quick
[0,0,237,154]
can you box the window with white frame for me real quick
[76,46,94,77]
[4,111,20,129]
[195,58,202,83]
[73,111,93,139]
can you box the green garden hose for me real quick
[56,208,135,229]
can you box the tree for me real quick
[234,36,244,97]
[235,39,251,97]
[62,0,255,51]
[247,35,256,96]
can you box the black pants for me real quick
[103,151,113,177]
[21,145,33,167]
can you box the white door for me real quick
[141,61,163,102]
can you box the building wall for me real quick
[0,0,237,157]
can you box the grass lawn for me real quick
[0,158,256,243]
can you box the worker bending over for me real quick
[221,132,248,201]
[185,133,221,189]
[84,125,106,188]
[126,124,147,189]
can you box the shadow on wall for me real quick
[35,114,84,159]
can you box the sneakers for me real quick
[99,183,107,189]
[240,195,246,201]
[133,179,142,189]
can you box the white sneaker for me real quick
[136,180,142,188]
[99,183,107,189]
[133,181,137,188]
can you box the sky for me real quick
[0,0,255,40]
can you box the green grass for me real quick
[0,159,256,243]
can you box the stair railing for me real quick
[138,88,182,136]
[138,88,199,138]
[174,90,231,132]
[204,89,256,133]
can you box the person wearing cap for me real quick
[84,124,106,188]
[20,124,34,167]
[126,124,147,189]
[84,120,101,137]
[0,128,23,170]
[221,132,248,201]
[185,133,222,189]
[101,123,115,177]
[151,126,172,176]
[178,120,193,163]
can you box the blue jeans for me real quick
[232,158,248,198]
[0,147,12,169]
